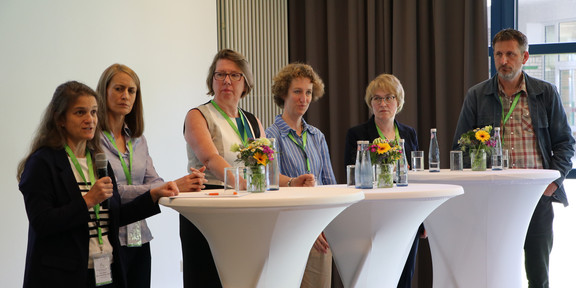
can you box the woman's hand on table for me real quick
[293,174,316,187]
[150,181,179,203]
[174,166,208,192]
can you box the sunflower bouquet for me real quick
[457,126,496,170]
[369,137,402,165]
[457,125,496,154]
[230,138,275,192]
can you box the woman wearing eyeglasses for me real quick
[343,73,422,288]
[182,49,315,287]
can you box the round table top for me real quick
[159,186,365,208]
[160,184,464,209]
[326,184,463,200]
[409,168,560,184]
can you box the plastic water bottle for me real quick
[429,128,440,172]
[492,127,503,170]
[359,141,373,189]
[267,138,280,190]
[396,139,408,186]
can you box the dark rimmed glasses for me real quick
[213,72,244,82]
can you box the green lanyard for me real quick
[501,92,522,127]
[65,145,104,245]
[211,100,249,146]
[103,131,133,185]
[500,91,522,146]
[288,130,311,173]
[376,123,401,141]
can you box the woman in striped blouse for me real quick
[265,63,337,288]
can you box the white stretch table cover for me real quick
[410,169,560,288]
[159,186,364,288]
[324,184,463,288]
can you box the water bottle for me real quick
[396,139,408,186]
[267,138,280,190]
[492,127,503,170]
[354,141,364,188]
[429,128,440,172]
[359,141,373,189]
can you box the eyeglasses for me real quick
[371,95,396,103]
[213,72,244,82]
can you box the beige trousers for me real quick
[300,247,332,288]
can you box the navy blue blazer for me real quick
[19,147,161,288]
[344,116,419,167]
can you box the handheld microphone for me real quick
[95,153,108,178]
[95,153,109,208]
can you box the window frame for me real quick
[490,0,576,174]
[489,0,576,76]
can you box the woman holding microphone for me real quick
[18,81,178,288]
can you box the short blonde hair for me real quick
[364,74,405,114]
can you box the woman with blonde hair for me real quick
[96,63,207,288]
[344,74,422,288]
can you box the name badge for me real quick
[127,221,142,247]
[92,252,113,286]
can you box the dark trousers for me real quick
[397,226,421,288]
[120,243,152,288]
[180,214,222,288]
[524,195,554,288]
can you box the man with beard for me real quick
[452,28,574,288]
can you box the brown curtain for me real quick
[289,0,489,182]
[288,1,488,287]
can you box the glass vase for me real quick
[375,163,395,188]
[470,149,487,171]
[246,165,268,193]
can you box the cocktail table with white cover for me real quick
[324,183,464,288]
[410,169,560,288]
[159,186,364,288]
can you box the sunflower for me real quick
[253,152,268,166]
[475,130,490,143]
[377,142,392,154]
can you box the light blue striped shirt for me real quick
[101,125,164,245]
[266,115,336,185]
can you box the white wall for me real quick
[0,1,216,287]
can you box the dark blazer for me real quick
[344,116,421,288]
[19,147,161,288]
[344,115,419,167]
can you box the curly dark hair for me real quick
[272,63,325,108]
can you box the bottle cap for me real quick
[431,128,437,132]
[495,127,500,131]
